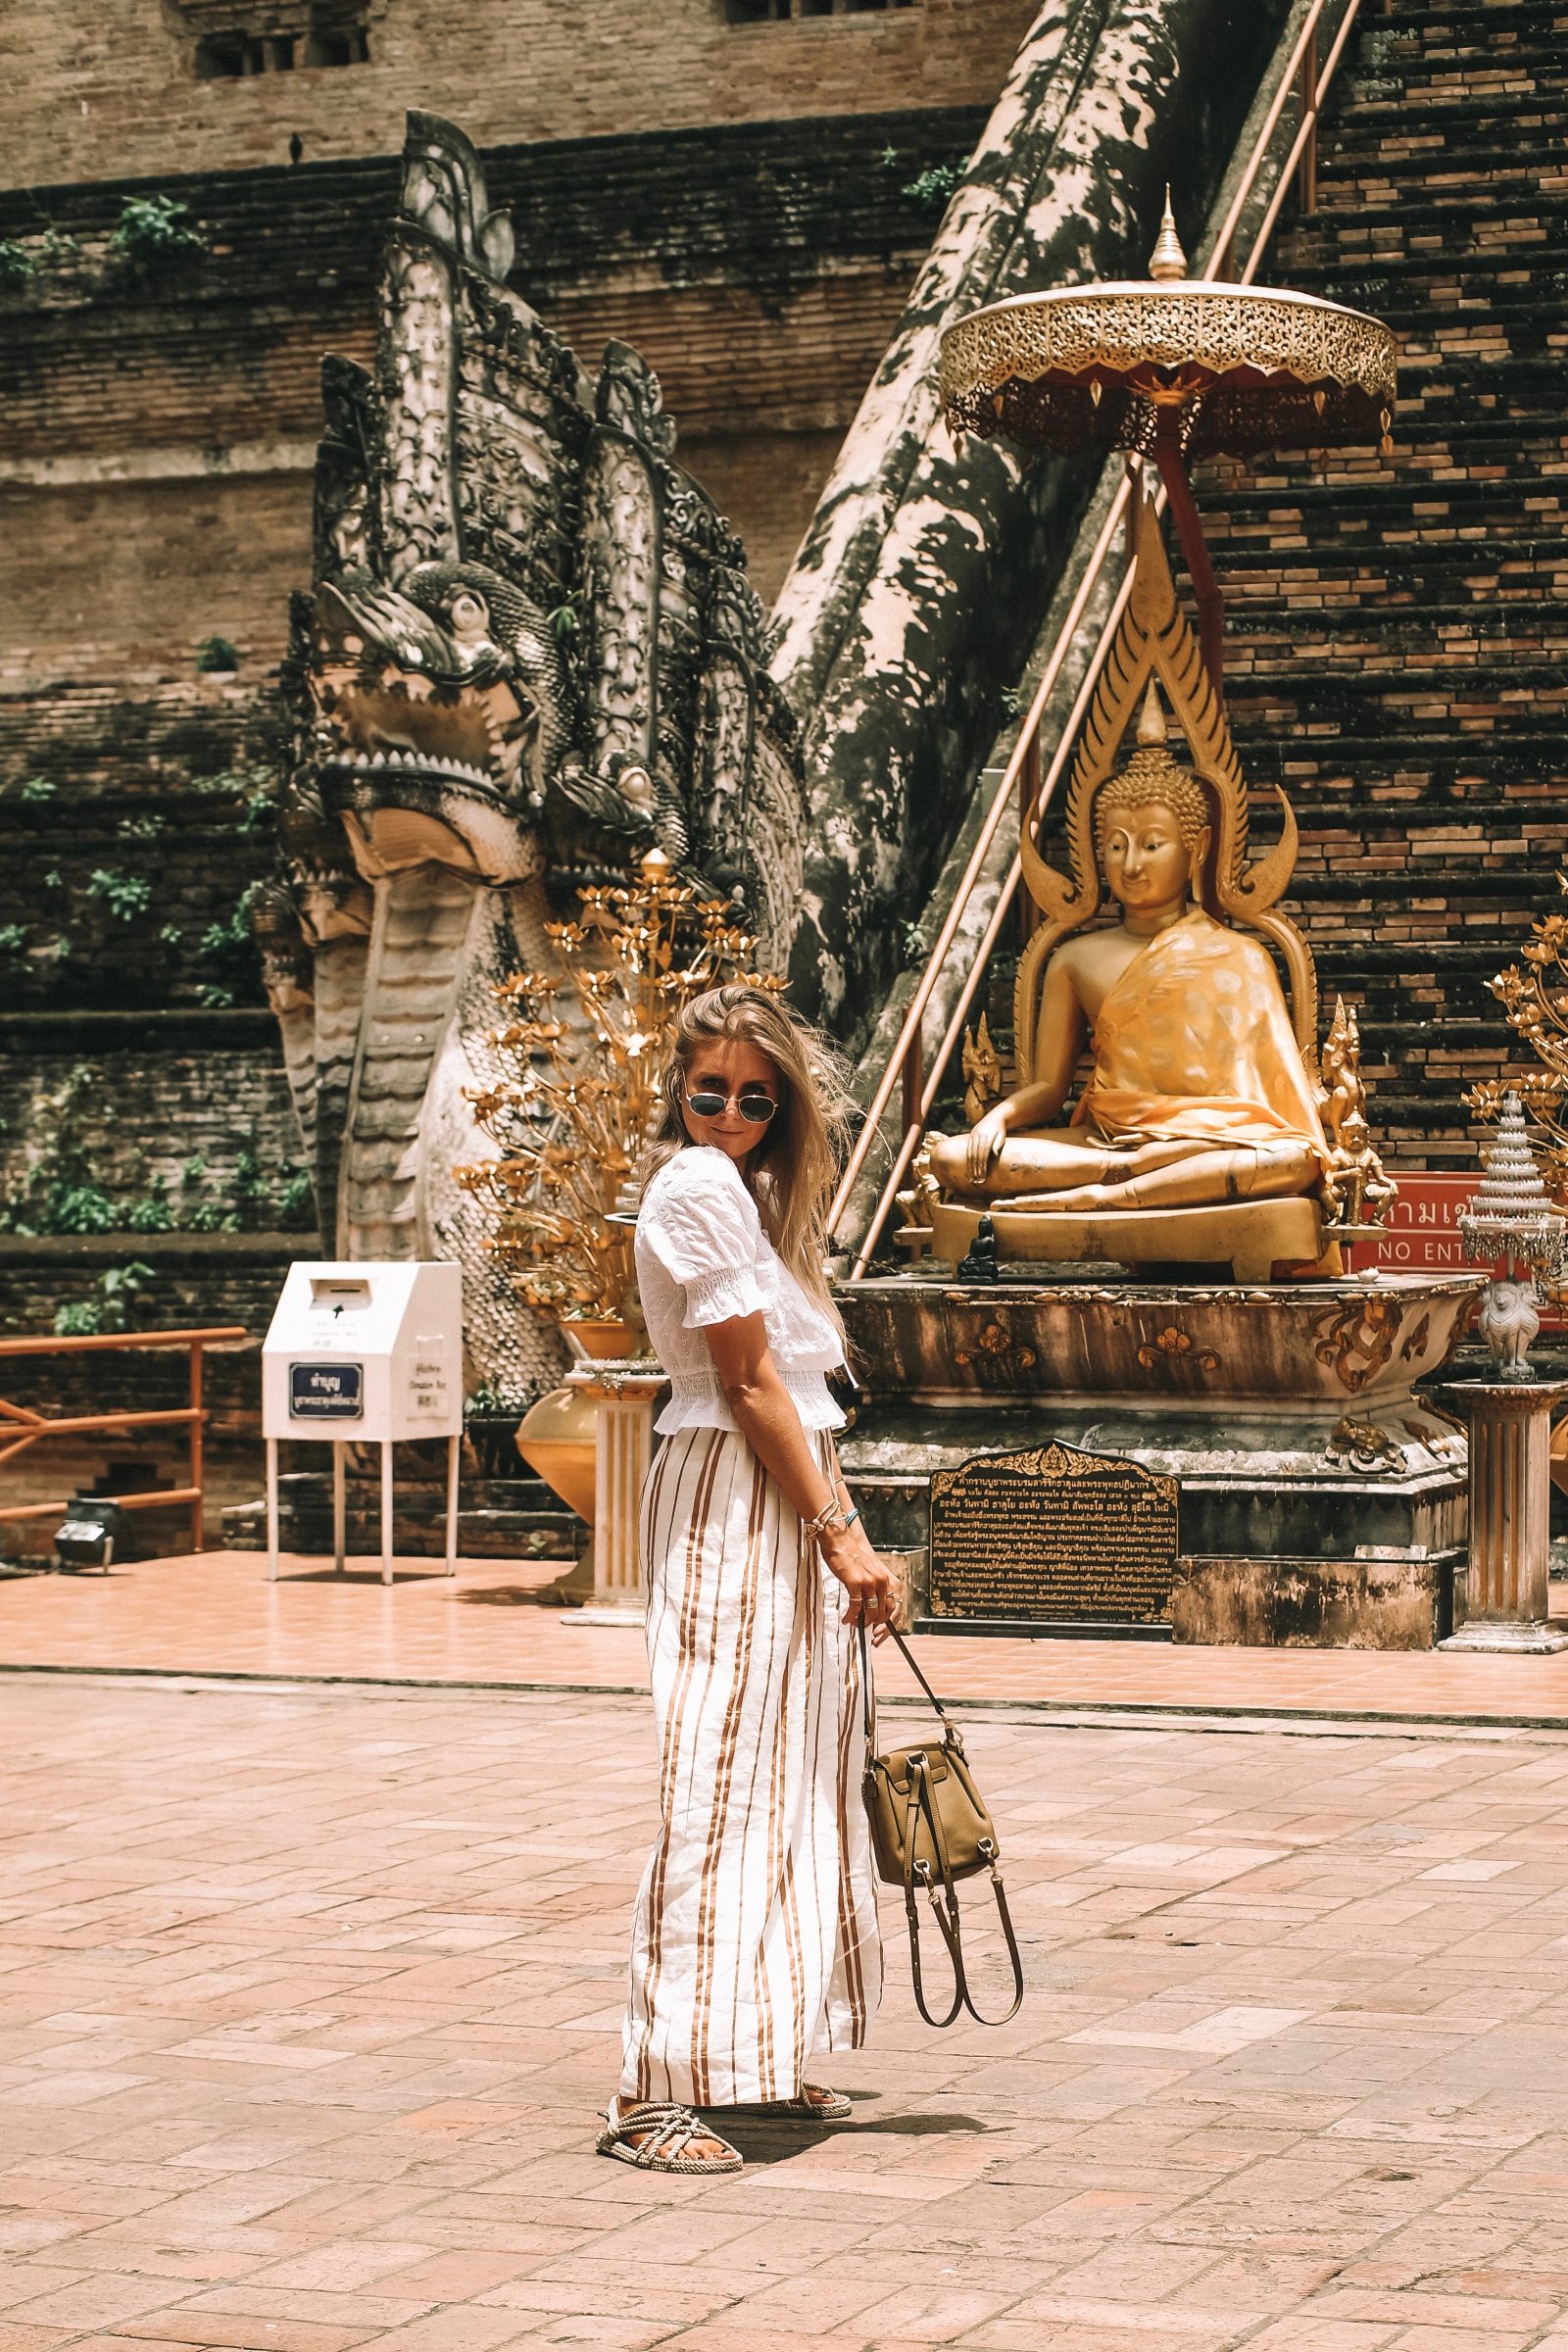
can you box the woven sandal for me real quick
[730,2083,853,2123]
[596,2095,744,2175]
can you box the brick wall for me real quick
[0,1235,278,1426]
[0,1022,304,1212]
[0,0,1034,188]
[3,476,314,690]
[1189,0,1568,1162]
[0,110,977,682]
[0,680,278,792]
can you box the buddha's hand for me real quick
[965,1105,1009,1187]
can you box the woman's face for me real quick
[680,1036,782,1168]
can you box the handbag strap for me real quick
[902,1761,964,2029]
[858,1622,961,1746]
[907,1756,1024,2029]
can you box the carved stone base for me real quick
[1440,1619,1568,1654]
[930,1196,1335,1286]
[837,1270,1484,1649]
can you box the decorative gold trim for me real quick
[953,1319,1039,1371]
[1014,484,1318,1077]
[1310,1296,1401,1395]
[939,281,1396,459]
[1135,1326,1220,1372]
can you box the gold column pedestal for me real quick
[564,1358,665,1624]
[1438,1378,1568,1652]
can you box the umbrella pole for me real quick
[1151,427,1225,694]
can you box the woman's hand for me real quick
[818,1518,896,1639]
[965,1103,1011,1188]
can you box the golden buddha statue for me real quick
[926,487,1369,1283]
[928,686,1326,1213]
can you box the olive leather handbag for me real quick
[859,1627,1023,2029]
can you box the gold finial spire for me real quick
[1148,186,1188,281]
[1136,677,1168,748]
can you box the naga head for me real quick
[261,111,807,1405]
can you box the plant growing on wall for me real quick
[84,868,152,922]
[109,195,208,273]
[0,240,39,290]
[901,161,964,216]
[456,851,777,1326]
[54,1262,157,1338]
[195,635,240,674]
[196,880,263,1007]
[0,229,77,292]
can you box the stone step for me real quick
[1212,536,1566,574]
[220,1492,583,1561]
[1220,594,1568,637]
[1305,194,1568,248]
[1327,91,1568,138]
[1350,37,1568,87]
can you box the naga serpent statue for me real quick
[256,113,807,1403]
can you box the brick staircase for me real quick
[1200,0,1568,1168]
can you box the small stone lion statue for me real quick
[1477,1276,1541,1382]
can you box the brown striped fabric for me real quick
[620,1427,881,2106]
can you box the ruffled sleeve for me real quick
[639,1149,768,1330]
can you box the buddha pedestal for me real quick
[837,1271,1483,1649]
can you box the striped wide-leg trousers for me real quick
[619,1425,882,2107]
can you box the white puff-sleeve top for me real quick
[635,1145,846,1438]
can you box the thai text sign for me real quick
[1345,1171,1561,1325]
[928,1439,1178,1625]
[288,1361,364,1420]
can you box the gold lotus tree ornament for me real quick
[939,189,1397,686]
[456,850,779,1327]
[1465,876,1568,1205]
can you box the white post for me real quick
[380,1441,394,1587]
[266,1436,279,1582]
[564,1360,664,1623]
[332,1444,346,1574]
[445,1430,460,1578]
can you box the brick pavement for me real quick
[6,1550,1568,1729]
[9,1674,1568,2350]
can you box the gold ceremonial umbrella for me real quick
[938,195,1396,685]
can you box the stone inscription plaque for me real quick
[928,1441,1178,1624]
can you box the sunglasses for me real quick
[685,1088,778,1125]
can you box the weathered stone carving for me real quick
[769,0,1293,1040]
[264,111,805,1399]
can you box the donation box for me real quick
[262,1261,463,1444]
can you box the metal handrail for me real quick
[0,1326,248,1554]
[832,0,1365,1275]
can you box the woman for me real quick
[597,984,895,2177]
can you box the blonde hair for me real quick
[1095,748,1210,855]
[642,985,852,1344]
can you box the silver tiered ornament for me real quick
[1457,1095,1565,1381]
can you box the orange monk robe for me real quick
[1072,910,1327,1166]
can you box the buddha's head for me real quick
[1095,684,1211,916]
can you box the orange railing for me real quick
[830,0,1369,1277]
[0,1328,248,1555]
